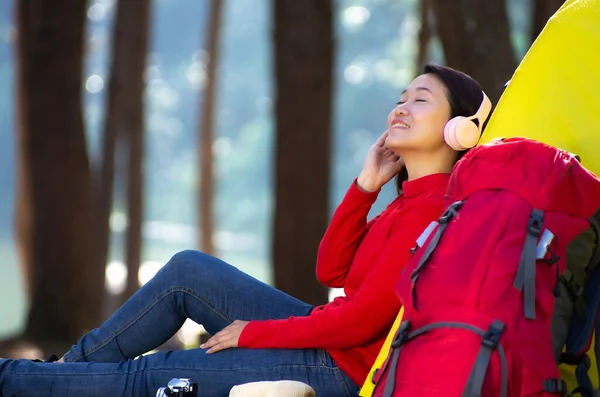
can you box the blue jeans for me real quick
[0,250,359,396]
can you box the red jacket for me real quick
[238,173,449,385]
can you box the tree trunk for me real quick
[464,0,517,103]
[430,0,517,103]
[416,0,432,72]
[16,0,92,345]
[90,4,128,318]
[14,72,32,303]
[429,0,471,73]
[197,0,224,256]
[272,0,333,306]
[117,0,152,304]
[530,0,564,44]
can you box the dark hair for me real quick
[394,63,490,194]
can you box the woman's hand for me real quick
[357,131,404,192]
[200,320,249,354]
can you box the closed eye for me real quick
[397,99,426,105]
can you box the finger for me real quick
[381,147,396,157]
[201,333,224,349]
[206,342,226,354]
[206,339,235,354]
[200,338,215,349]
[374,130,389,147]
[383,151,400,161]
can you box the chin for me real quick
[385,135,414,154]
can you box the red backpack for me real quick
[372,137,600,397]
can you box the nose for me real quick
[395,103,408,116]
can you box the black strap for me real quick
[514,208,544,319]
[558,354,592,396]
[560,352,590,367]
[574,354,594,396]
[587,216,600,279]
[570,386,593,397]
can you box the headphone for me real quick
[444,91,492,151]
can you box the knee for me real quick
[164,250,224,278]
[170,249,211,264]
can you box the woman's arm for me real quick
[316,130,405,288]
[315,180,381,288]
[240,202,442,350]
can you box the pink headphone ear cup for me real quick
[444,117,463,151]
[458,120,480,149]
[444,117,480,151]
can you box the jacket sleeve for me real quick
[315,180,381,288]
[239,202,442,350]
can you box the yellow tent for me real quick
[360,0,600,395]
[479,0,600,167]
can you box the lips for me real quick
[391,119,410,129]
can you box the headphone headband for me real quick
[466,91,492,131]
[443,90,493,151]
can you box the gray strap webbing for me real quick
[382,346,402,397]
[402,321,507,397]
[409,222,448,309]
[410,222,448,282]
[382,321,411,397]
[513,209,544,320]
[381,320,507,397]
[462,320,507,397]
[410,201,464,284]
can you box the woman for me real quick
[0,64,491,397]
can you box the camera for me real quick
[156,378,198,397]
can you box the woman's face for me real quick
[385,73,452,153]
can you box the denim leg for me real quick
[63,250,314,363]
[0,347,359,397]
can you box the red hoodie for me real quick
[238,173,449,385]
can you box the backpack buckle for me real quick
[439,201,464,224]
[481,321,504,349]
[371,368,380,384]
[542,378,568,395]
[391,321,411,348]
[527,209,544,237]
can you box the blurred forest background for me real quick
[0,0,563,356]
